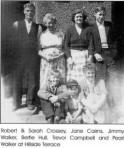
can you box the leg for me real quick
[13,68,23,110]
[40,99,55,123]
[26,69,36,110]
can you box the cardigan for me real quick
[64,25,93,58]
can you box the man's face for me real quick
[24,7,35,21]
[94,11,105,24]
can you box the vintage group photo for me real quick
[1,1,124,124]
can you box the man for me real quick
[89,6,117,80]
[12,3,41,110]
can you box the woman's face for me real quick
[46,19,56,31]
[74,13,83,25]
[86,70,95,82]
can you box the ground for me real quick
[1,61,124,124]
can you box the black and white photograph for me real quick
[1,0,124,124]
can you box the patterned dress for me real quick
[39,30,66,89]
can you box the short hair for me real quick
[71,8,88,23]
[66,79,81,94]
[43,13,57,26]
[48,70,62,81]
[24,3,35,10]
[94,6,106,14]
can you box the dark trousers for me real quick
[13,62,38,107]
[95,48,114,81]
[40,99,65,119]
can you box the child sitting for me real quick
[81,63,109,123]
[37,70,69,124]
[65,79,84,124]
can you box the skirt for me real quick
[39,54,66,89]
[67,49,88,86]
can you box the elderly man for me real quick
[12,3,41,111]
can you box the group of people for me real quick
[12,3,117,124]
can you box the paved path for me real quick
[1,62,124,124]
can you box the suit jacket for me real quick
[38,83,69,102]
[89,21,115,55]
[14,20,39,67]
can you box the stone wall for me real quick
[34,1,111,32]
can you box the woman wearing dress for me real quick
[81,63,109,123]
[38,13,66,89]
[64,9,93,87]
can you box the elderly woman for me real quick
[38,13,66,89]
[64,9,93,87]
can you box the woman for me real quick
[38,13,66,89]
[81,63,109,123]
[64,9,93,87]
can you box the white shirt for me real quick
[75,24,82,35]
[96,21,108,48]
[25,19,32,34]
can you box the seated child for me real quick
[81,63,108,123]
[65,79,84,124]
[37,70,69,124]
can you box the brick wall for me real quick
[35,1,111,32]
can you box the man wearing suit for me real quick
[13,3,41,110]
[89,7,117,80]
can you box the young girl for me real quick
[81,63,109,123]
[65,79,84,124]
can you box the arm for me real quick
[63,27,71,58]
[73,103,83,120]
[95,80,107,111]
[37,85,54,100]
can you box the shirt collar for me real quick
[25,19,32,25]
[96,20,104,27]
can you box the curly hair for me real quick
[71,8,88,23]
[43,13,57,26]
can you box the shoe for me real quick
[27,104,35,110]
[54,116,60,124]
[32,106,41,115]
[47,116,54,124]
[12,105,22,111]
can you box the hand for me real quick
[89,106,98,114]
[87,55,93,63]
[94,53,103,62]
[38,50,43,57]
[67,114,73,123]
[49,95,59,104]
[67,57,74,70]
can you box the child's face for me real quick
[94,11,105,24]
[86,70,95,81]
[68,86,79,97]
[49,76,59,86]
